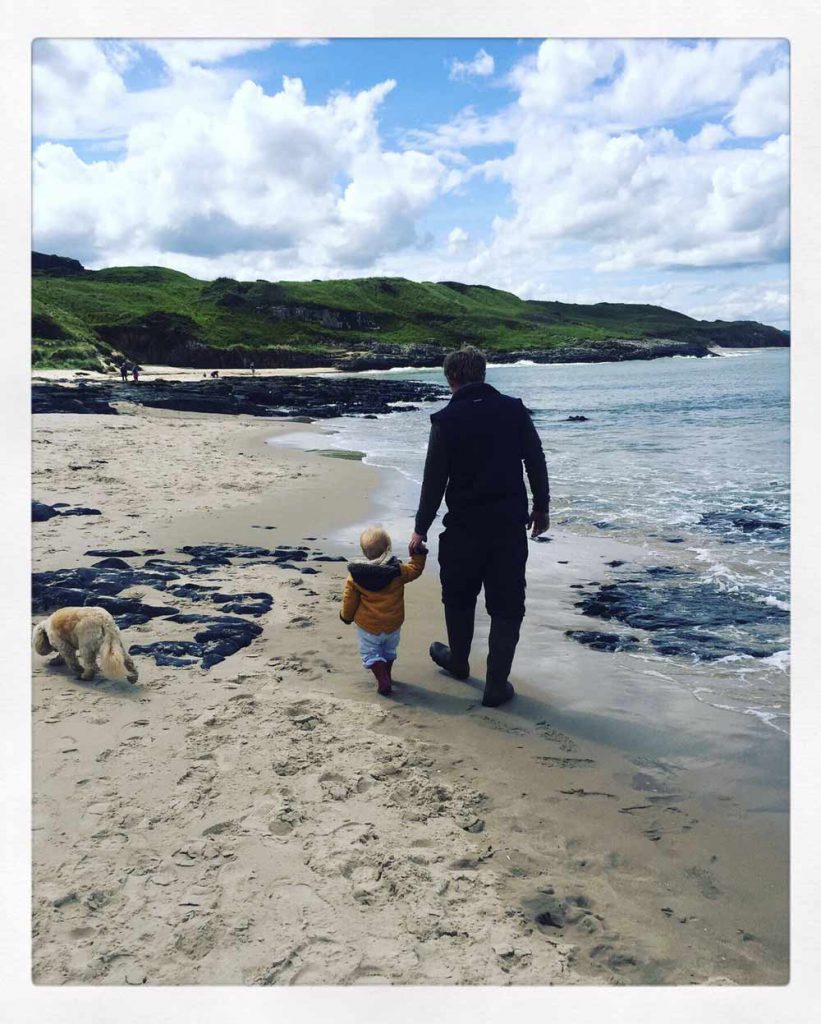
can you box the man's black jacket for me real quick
[414,381,550,535]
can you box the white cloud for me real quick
[291,39,330,48]
[34,71,446,271]
[687,122,731,151]
[31,38,790,328]
[33,39,256,140]
[449,49,495,81]
[443,40,790,281]
[509,39,777,129]
[33,39,130,138]
[141,39,276,73]
[729,66,789,137]
[447,227,469,253]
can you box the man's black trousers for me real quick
[438,522,528,621]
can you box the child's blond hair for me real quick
[360,525,391,560]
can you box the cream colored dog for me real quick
[33,607,139,684]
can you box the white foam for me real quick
[691,688,790,734]
[762,649,791,672]
[357,365,429,375]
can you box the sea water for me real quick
[274,349,790,733]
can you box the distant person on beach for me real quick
[119,361,128,382]
[131,364,139,382]
[409,346,550,707]
[339,526,427,696]
[210,370,220,379]
[250,361,256,376]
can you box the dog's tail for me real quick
[98,625,131,682]
[32,621,53,656]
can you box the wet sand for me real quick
[31,405,788,985]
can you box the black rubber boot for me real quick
[483,618,521,708]
[429,603,474,680]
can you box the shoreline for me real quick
[32,344,789,387]
[31,403,788,985]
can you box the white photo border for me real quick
[2,1,819,1021]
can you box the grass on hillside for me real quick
[31,260,783,369]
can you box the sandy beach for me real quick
[31,402,788,986]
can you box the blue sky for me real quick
[32,38,789,327]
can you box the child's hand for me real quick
[416,541,428,555]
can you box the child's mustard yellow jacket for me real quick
[340,552,426,634]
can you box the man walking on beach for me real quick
[409,346,550,707]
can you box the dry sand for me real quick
[32,365,338,384]
[31,404,788,985]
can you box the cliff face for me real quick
[31,252,789,370]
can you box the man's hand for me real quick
[529,509,549,538]
[409,531,427,555]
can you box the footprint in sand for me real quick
[536,756,595,769]
[560,788,617,799]
[535,721,578,752]
[684,865,721,899]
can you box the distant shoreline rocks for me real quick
[31,375,448,419]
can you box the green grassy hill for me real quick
[31,252,789,370]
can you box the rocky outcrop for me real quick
[32,501,101,521]
[32,375,447,418]
[32,252,86,276]
[333,337,720,371]
[130,616,263,669]
[575,565,788,662]
[31,540,339,670]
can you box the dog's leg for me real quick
[78,641,99,681]
[123,654,139,685]
[53,640,83,678]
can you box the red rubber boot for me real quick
[370,660,392,696]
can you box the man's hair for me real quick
[360,525,391,560]
[443,346,487,387]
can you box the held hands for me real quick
[410,516,547,549]
[529,509,550,539]
[409,531,427,555]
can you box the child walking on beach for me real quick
[339,526,426,696]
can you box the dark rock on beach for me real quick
[133,613,264,669]
[32,375,447,420]
[125,641,202,667]
[576,565,788,662]
[699,507,788,541]
[85,549,142,557]
[33,501,101,521]
[565,630,640,653]
[32,501,59,522]
[180,543,281,561]
[32,564,184,617]
[167,583,222,602]
[649,629,775,661]
[212,592,274,616]
[58,507,102,517]
[31,539,340,671]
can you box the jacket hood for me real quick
[348,556,402,592]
